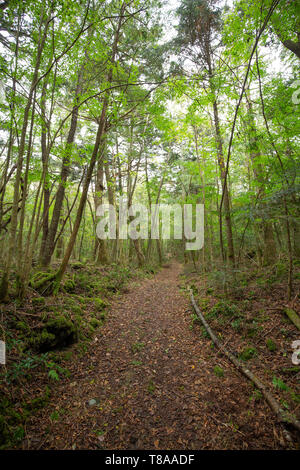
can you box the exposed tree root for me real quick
[189,289,300,437]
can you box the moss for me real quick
[213,365,224,377]
[15,321,29,332]
[93,297,109,312]
[70,261,85,270]
[90,318,102,329]
[32,297,46,307]
[63,296,77,307]
[239,347,257,361]
[71,294,86,304]
[23,387,51,412]
[284,308,300,330]
[266,338,277,352]
[246,323,263,338]
[28,330,56,351]
[63,276,76,293]
[29,271,56,292]
[0,386,51,449]
[98,311,107,321]
[28,316,78,352]
[72,305,83,316]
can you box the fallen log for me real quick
[189,289,300,435]
[284,308,300,331]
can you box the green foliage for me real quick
[131,360,142,366]
[208,301,240,320]
[2,353,48,384]
[0,386,51,449]
[104,264,131,292]
[239,347,257,361]
[93,297,109,312]
[50,410,60,422]
[63,276,76,293]
[90,318,102,329]
[249,389,263,402]
[246,321,263,338]
[231,319,242,331]
[32,297,46,307]
[272,376,289,391]
[147,379,156,394]
[213,365,224,378]
[201,326,210,338]
[189,312,200,329]
[266,338,277,352]
[131,341,145,354]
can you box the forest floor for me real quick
[19,260,299,450]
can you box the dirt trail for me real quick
[26,262,284,450]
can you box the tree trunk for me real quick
[246,94,277,266]
[95,143,108,265]
[40,67,84,267]
[0,8,50,301]
[212,99,235,267]
[53,3,125,290]
[206,50,235,267]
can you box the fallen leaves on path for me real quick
[25,262,287,450]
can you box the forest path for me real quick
[26,261,281,449]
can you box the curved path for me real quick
[26,262,283,449]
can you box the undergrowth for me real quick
[0,261,157,449]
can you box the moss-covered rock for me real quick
[70,261,85,270]
[29,271,56,293]
[29,316,78,352]
[63,276,76,293]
